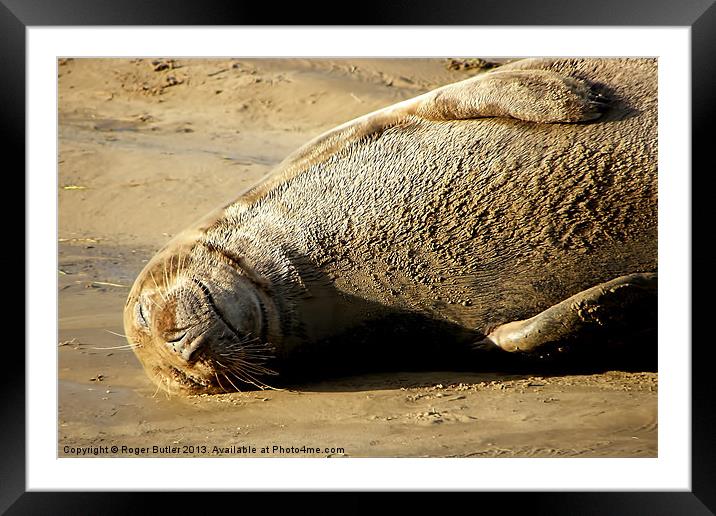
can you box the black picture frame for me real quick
[6,0,711,513]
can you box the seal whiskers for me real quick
[88,344,138,351]
[151,375,164,398]
[209,361,242,392]
[221,372,242,392]
[213,371,230,393]
[149,270,167,304]
[162,257,170,294]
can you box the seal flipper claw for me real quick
[483,273,657,354]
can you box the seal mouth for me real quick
[167,365,214,391]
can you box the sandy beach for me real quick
[58,57,657,458]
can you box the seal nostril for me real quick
[178,335,207,363]
[162,331,198,359]
[166,332,187,344]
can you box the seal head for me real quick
[124,239,280,394]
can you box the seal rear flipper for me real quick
[474,273,657,358]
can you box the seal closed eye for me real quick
[124,58,656,394]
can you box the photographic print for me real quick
[58,56,658,459]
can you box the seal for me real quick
[124,58,657,394]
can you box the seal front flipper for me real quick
[416,69,606,123]
[475,273,657,356]
[265,68,606,194]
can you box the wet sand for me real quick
[58,58,657,458]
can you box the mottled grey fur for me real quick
[124,58,656,394]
